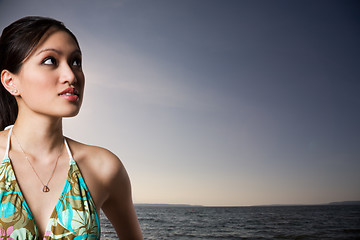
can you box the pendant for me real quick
[42,185,50,192]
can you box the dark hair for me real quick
[0,16,80,130]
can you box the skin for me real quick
[0,29,143,239]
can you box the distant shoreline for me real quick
[134,201,360,208]
[135,203,203,207]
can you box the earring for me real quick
[12,90,18,94]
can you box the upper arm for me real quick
[99,151,143,239]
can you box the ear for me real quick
[1,70,19,96]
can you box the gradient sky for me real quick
[1,0,359,206]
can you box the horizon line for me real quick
[134,200,360,207]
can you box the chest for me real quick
[0,157,100,239]
[10,153,69,235]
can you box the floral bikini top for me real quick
[0,126,100,239]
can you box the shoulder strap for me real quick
[64,138,75,164]
[3,125,13,159]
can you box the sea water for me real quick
[100,205,360,239]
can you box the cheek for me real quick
[19,72,57,101]
[76,72,85,91]
[76,71,85,83]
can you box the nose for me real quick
[59,63,77,85]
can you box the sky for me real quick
[0,0,359,206]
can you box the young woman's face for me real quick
[15,29,84,118]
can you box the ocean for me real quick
[100,205,360,239]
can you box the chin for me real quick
[63,112,80,118]
[62,108,81,118]
[56,104,82,118]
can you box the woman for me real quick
[0,16,143,239]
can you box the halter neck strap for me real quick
[4,125,13,159]
[64,138,74,162]
[3,125,74,163]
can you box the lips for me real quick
[59,87,80,102]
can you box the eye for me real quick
[72,58,82,67]
[42,57,57,65]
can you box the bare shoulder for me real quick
[66,139,142,239]
[65,138,127,188]
[0,129,9,141]
[0,129,10,142]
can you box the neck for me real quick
[12,113,64,159]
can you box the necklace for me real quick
[12,131,64,193]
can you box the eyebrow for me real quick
[36,48,82,56]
